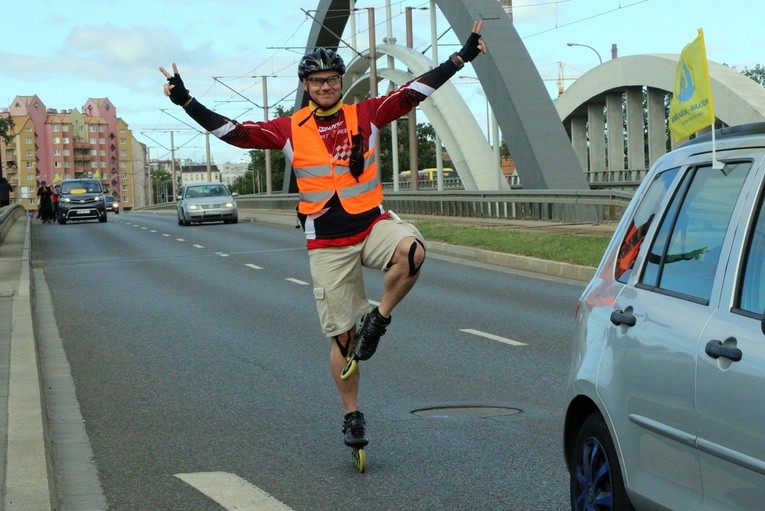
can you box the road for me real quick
[30,212,583,510]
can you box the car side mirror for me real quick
[761,308,765,335]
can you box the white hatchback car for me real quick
[176,182,238,226]
[564,122,765,510]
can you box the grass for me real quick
[411,220,612,267]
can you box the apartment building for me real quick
[0,95,145,213]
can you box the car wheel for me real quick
[178,215,183,226]
[570,413,634,511]
[99,213,107,223]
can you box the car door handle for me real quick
[705,339,742,362]
[610,310,636,327]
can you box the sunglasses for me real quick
[305,75,342,87]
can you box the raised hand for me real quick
[459,20,488,63]
[160,63,192,106]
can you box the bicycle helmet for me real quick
[298,48,346,80]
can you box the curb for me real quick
[3,217,52,510]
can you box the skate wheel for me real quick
[353,448,366,473]
[340,357,357,381]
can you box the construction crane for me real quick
[541,62,580,97]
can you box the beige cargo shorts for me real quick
[308,214,425,337]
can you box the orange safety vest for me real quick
[291,104,382,215]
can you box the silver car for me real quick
[564,122,765,510]
[177,182,238,226]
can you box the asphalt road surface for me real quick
[30,212,584,510]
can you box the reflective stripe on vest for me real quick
[291,104,382,215]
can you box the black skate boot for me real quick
[353,307,391,361]
[343,411,369,447]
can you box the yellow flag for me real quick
[669,29,715,142]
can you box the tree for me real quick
[0,115,14,179]
[742,64,765,87]
[377,121,441,180]
[151,168,173,203]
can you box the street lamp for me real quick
[567,42,603,64]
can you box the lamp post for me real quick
[567,42,603,64]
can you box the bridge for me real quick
[292,0,765,193]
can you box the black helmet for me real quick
[298,48,346,80]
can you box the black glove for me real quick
[458,31,482,64]
[167,72,191,106]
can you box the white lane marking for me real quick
[150,229,157,233]
[175,472,294,511]
[193,244,205,249]
[245,263,263,270]
[176,238,185,242]
[141,226,148,230]
[285,278,309,286]
[460,328,527,346]
[163,234,171,237]
[216,252,230,257]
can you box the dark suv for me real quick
[57,178,107,224]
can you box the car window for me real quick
[616,167,679,282]
[640,162,751,303]
[737,190,765,316]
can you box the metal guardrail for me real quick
[143,189,633,224]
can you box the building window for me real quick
[26,150,33,157]
[99,138,105,145]
[89,138,97,144]
[63,137,69,144]
[53,149,61,156]
[63,125,69,132]
[89,125,97,132]
[98,126,105,132]
[25,137,32,144]
[52,124,60,132]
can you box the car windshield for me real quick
[186,185,229,198]
[61,181,100,194]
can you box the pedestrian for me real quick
[37,181,54,223]
[0,176,12,207]
[160,21,487,452]
[51,183,60,220]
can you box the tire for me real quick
[99,213,107,223]
[570,413,635,511]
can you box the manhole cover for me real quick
[411,406,522,418]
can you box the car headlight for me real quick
[96,196,104,202]
[224,202,235,208]
[60,197,71,203]
[188,204,199,210]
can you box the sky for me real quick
[3,0,763,165]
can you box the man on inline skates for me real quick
[160,20,487,454]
